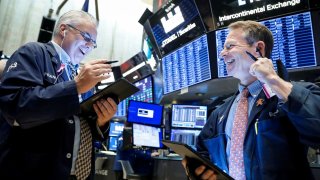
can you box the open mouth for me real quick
[79,46,86,55]
[225,59,235,65]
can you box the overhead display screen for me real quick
[149,0,206,56]
[215,11,317,78]
[162,34,211,94]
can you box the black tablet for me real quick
[80,78,139,116]
[162,140,233,180]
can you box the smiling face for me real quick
[220,28,258,85]
[61,21,97,65]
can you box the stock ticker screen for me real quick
[171,104,207,129]
[162,34,211,94]
[114,76,153,117]
[215,11,317,78]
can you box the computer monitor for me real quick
[113,76,154,118]
[162,34,211,94]
[132,123,163,148]
[170,129,201,149]
[128,76,154,103]
[127,100,163,126]
[108,136,118,151]
[109,121,125,137]
[171,104,207,128]
[215,11,317,78]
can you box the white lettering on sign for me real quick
[161,6,184,33]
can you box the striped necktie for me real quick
[229,88,249,180]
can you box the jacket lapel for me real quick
[247,91,267,127]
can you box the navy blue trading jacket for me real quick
[0,42,105,180]
[197,82,320,180]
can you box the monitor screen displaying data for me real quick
[127,101,163,126]
[215,11,317,78]
[133,123,163,148]
[108,122,125,137]
[108,136,118,151]
[162,34,211,94]
[171,104,207,128]
[149,0,206,55]
[170,129,201,149]
[129,76,153,103]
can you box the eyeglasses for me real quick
[223,43,249,51]
[66,24,97,48]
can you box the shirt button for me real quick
[66,153,72,159]
[68,120,74,124]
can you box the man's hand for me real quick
[74,59,112,94]
[250,58,293,101]
[93,97,117,127]
[182,158,217,180]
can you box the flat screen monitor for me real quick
[215,11,317,78]
[170,129,201,149]
[162,34,211,94]
[113,76,154,118]
[171,104,207,128]
[114,100,127,117]
[108,136,118,151]
[132,123,163,148]
[149,0,206,56]
[127,100,163,126]
[128,76,154,103]
[109,121,124,137]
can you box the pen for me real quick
[105,60,118,64]
[245,51,258,61]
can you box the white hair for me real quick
[53,10,98,36]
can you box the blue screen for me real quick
[162,34,211,94]
[108,136,118,151]
[127,101,163,126]
[171,104,207,128]
[215,11,317,78]
[109,122,124,136]
[128,76,153,103]
[133,123,163,148]
[114,76,153,118]
[170,129,201,149]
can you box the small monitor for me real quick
[108,136,118,151]
[171,104,207,128]
[170,129,201,149]
[132,123,163,148]
[109,121,124,137]
[128,76,154,103]
[127,101,163,126]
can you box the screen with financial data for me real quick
[132,123,163,148]
[215,11,317,78]
[113,76,154,117]
[149,0,206,56]
[171,104,207,128]
[162,34,211,94]
[170,129,201,149]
